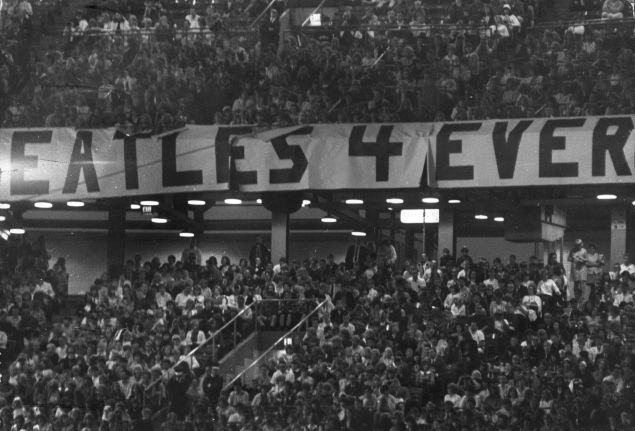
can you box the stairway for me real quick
[228,351,263,387]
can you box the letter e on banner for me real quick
[436,123,479,181]
[11,131,52,195]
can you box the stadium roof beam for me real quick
[158,194,205,234]
[310,192,377,231]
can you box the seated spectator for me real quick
[602,0,626,18]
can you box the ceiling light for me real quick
[321,216,337,223]
[179,232,195,238]
[130,204,141,210]
[0,216,5,222]
[345,199,364,205]
[494,217,505,222]
[151,217,168,224]
[66,201,84,207]
[9,228,25,235]
[596,194,617,200]
[475,214,488,220]
[448,199,461,204]
[34,202,52,209]
[351,231,366,237]
[188,199,206,206]
[224,198,242,205]
[421,197,439,204]
[388,207,393,211]
[302,200,311,207]
[140,200,159,206]
[256,199,262,204]
[386,198,403,205]
[0,203,10,209]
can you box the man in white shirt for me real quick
[183,320,207,347]
[468,321,485,346]
[175,284,195,309]
[483,271,500,291]
[185,7,200,29]
[613,283,633,307]
[568,239,588,303]
[33,276,55,299]
[270,360,294,385]
[619,253,635,276]
[155,284,172,309]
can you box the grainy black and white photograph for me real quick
[0,0,635,429]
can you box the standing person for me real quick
[585,243,604,304]
[167,364,193,419]
[619,253,635,289]
[456,246,473,268]
[345,240,368,270]
[439,248,455,271]
[260,8,280,49]
[249,236,271,267]
[568,239,588,306]
[181,238,202,266]
[202,364,224,413]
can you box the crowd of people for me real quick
[0,234,65,370]
[0,233,632,430]
[3,0,635,131]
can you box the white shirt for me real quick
[270,368,294,385]
[619,263,635,275]
[522,295,542,314]
[175,292,194,308]
[483,278,500,290]
[185,13,200,29]
[34,281,55,298]
[444,393,462,408]
[469,328,485,344]
[183,329,207,346]
[538,279,560,296]
[156,292,172,309]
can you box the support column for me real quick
[271,211,289,263]
[438,208,455,259]
[405,230,415,262]
[534,241,545,264]
[106,203,126,278]
[610,207,627,266]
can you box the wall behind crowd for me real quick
[31,230,350,294]
[29,226,619,295]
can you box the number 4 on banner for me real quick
[348,125,403,182]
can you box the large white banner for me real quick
[428,116,635,188]
[1,116,632,201]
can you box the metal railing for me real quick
[144,300,258,393]
[250,0,279,28]
[144,297,319,393]
[223,298,328,390]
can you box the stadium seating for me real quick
[3,0,635,131]
[0,233,633,429]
